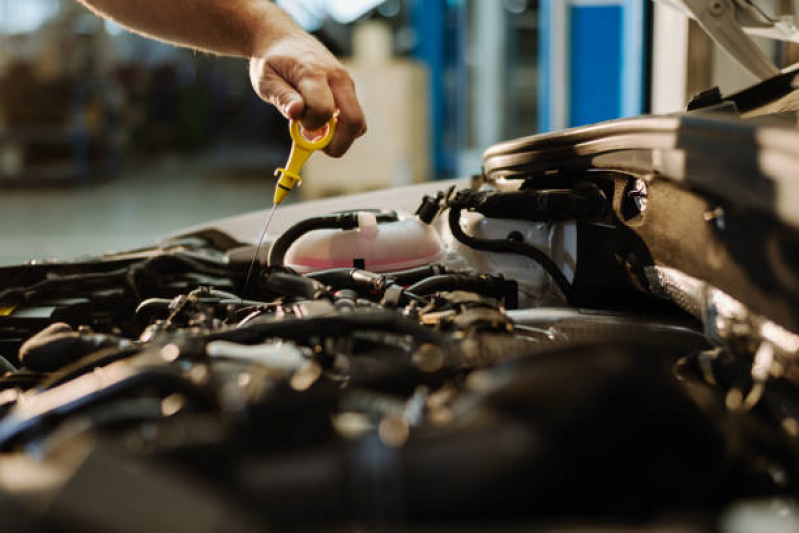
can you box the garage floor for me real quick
[0,146,286,265]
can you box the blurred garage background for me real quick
[0,0,797,264]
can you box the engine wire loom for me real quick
[0,185,796,530]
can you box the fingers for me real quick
[324,69,367,158]
[251,44,367,157]
[284,98,305,121]
[249,57,304,120]
[295,74,336,131]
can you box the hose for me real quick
[209,311,444,347]
[307,268,391,294]
[447,206,576,305]
[268,211,398,268]
[18,322,133,372]
[466,185,606,222]
[506,308,708,353]
[308,264,449,289]
[236,341,723,525]
[0,267,128,304]
[127,253,235,299]
[0,253,238,305]
[406,274,519,309]
[389,264,450,285]
[263,272,328,300]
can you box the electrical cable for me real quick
[0,252,238,306]
[447,206,576,306]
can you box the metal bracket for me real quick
[657,0,799,79]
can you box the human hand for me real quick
[249,32,367,157]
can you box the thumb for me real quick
[283,98,305,121]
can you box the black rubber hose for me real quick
[448,206,576,306]
[472,185,606,223]
[268,211,401,268]
[126,253,236,300]
[307,268,361,287]
[18,323,132,372]
[209,311,444,346]
[236,342,721,525]
[306,269,388,292]
[268,213,360,268]
[0,365,213,448]
[308,264,449,288]
[406,274,519,309]
[0,252,238,304]
[0,267,128,304]
[263,272,327,300]
[389,264,449,285]
[41,345,143,389]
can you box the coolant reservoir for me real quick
[285,211,445,273]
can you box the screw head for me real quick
[625,179,648,217]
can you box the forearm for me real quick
[76,0,298,57]
[79,0,367,156]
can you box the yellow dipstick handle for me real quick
[273,117,337,205]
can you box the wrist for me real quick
[247,2,304,58]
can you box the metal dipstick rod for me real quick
[243,117,337,299]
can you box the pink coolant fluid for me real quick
[285,211,445,273]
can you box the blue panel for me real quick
[537,0,553,132]
[622,0,646,117]
[410,0,448,177]
[569,5,623,127]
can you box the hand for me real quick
[249,33,367,157]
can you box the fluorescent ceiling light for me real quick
[0,0,59,35]
[277,0,388,29]
[325,0,386,24]
[276,0,325,32]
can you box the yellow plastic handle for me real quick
[289,117,337,151]
[273,117,337,205]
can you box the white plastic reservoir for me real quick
[284,211,445,273]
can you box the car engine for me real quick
[1,109,799,531]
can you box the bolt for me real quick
[626,179,648,215]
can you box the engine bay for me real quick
[1,127,799,530]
